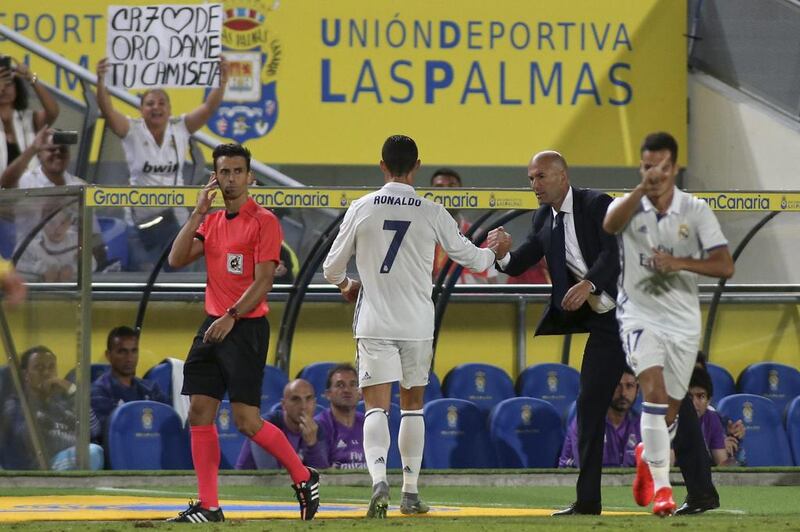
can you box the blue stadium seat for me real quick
[391,371,443,404]
[490,397,564,468]
[706,363,736,406]
[785,396,800,466]
[297,362,338,408]
[216,400,245,469]
[516,363,580,420]
[261,365,289,414]
[107,400,191,469]
[65,363,111,384]
[143,361,173,403]
[738,362,800,416]
[716,394,793,466]
[422,398,495,468]
[442,363,515,417]
[97,216,129,270]
[0,217,15,259]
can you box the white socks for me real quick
[364,408,390,486]
[641,403,671,492]
[399,409,425,494]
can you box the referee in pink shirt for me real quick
[167,143,319,523]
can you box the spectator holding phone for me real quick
[95,56,229,268]
[1,129,111,272]
[0,56,59,175]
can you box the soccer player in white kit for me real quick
[603,132,734,516]
[323,135,507,518]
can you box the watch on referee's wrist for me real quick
[226,306,240,320]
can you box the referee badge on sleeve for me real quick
[227,253,244,275]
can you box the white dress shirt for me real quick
[499,187,615,313]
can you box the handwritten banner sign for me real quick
[106,3,223,88]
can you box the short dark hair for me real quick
[325,363,358,390]
[12,76,28,111]
[430,167,462,186]
[212,143,251,172]
[622,365,635,377]
[20,345,54,370]
[641,131,678,164]
[107,326,139,351]
[689,367,713,398]
[382,135,418,176]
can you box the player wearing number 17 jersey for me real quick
[323,135,506,518]
[603,132,734,516]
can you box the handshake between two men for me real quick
[487,226,593,312]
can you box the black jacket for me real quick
[502,187,619,335]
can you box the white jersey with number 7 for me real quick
[323,182,496,341]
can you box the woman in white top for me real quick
[0,59,59,174]
[95,57,229,266]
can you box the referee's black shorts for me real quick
[181,315,269,406]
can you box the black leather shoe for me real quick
[552,502,602,516]
[674,496,720,516]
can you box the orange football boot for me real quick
[653,487,676,517]
[633,442,655,506]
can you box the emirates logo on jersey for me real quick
[227,253,244,275]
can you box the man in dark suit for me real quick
[489,150,720,516]
[489,151,626,515]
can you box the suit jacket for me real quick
[502,187,619,336]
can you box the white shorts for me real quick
[621,325,699,400]
[356,338,433,389]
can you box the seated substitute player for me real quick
[323,135,507,518]
[559,367,641,468]
[235,379,330,470]
[315,363,367,469]
[167,143,319,522]
[603,132,734,516]
[687,367,741,466]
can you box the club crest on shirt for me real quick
[227,253,244,274]
[208,0,282,143]
[678,224,690,239]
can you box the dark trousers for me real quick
[674,395,719,502]
[575,313,627,505]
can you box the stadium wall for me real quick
[686,72,800,285]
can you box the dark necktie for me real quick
[549,211,568,310]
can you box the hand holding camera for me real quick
[0,55,12,88]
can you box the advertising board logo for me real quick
[208,0,282,142]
